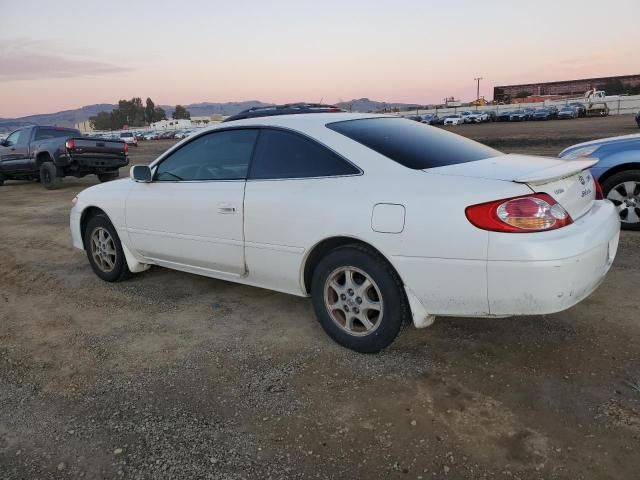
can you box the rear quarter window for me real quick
[249,128,359,179]
[34,128,80,141]
[326,117,500,169]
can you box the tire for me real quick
[601,170,640,231]
[311,245,409,353]
[40,162,62,190]
[98,171,119,183]
[83,214,132,282]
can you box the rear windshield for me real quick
[326,117,500,170]
[34,128,80,141]
[120,133,133,137]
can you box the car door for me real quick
[125,128,259,276]
[243,127,362,293]
[0,128,31,173]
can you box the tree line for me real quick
[90,98,191,130]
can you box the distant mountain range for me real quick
[0,98,425,131]
[335,98,424,112]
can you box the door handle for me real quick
[217,203,236,214]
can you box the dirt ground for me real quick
[1,116,639,479]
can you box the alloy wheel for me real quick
[90,227,117,272]
[607,181,640,225]
[324,266,383,336]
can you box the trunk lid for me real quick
[425,154,598,220]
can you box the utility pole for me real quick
[474,77,483,110]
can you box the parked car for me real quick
[173,131,188,139]
[443,114,464,126]
[421,114,439,125]
[509,110,529,122]
[497,110,513,122]
[532,109,552,121]
[70,112,619,352]
[403,115,423,123]
[0,125,128,189]
[560,134,640,230]
[569,102,587,118]
[120,132,138,147]
[547,106,559,119]
[459,111,475,123]
[485,111,497,122]
[467,111,489,123]
[143,132,159,140]
[558,106,578,119]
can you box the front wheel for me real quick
[83,214,131,282]
[311,245,409,353]
[602,170,640,231]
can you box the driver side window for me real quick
[4,130,23,147]
[155,129,258,182]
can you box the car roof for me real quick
[223,103,345,122]
[211,112,391,130]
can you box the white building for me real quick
[150,119,193,130]
[75,120,93,133]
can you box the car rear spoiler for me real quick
[513,159,598,185]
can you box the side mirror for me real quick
[131,165,152,183]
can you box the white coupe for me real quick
[443,115,464,126]
[70,113,620,352]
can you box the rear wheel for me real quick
[83,214,131,282]
[40,162,62,190]
[98,171,119,183]
[602,170,640,231]
[311,245,408,353]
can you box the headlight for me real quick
[561,145,599,160]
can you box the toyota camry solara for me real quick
[70,113,620,352]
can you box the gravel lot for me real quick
[1,116,639,479]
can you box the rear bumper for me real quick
[393,200,619,320]
[487,200,620,315]
[62,155,129,172]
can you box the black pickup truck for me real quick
[0,126,129,189]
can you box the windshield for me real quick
[326,117,500,170]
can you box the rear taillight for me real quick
[123,143,129,155]
[65,139,76,150]
[594,178,604,200]
[465,193,573,233]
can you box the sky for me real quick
[1,0,639,118]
